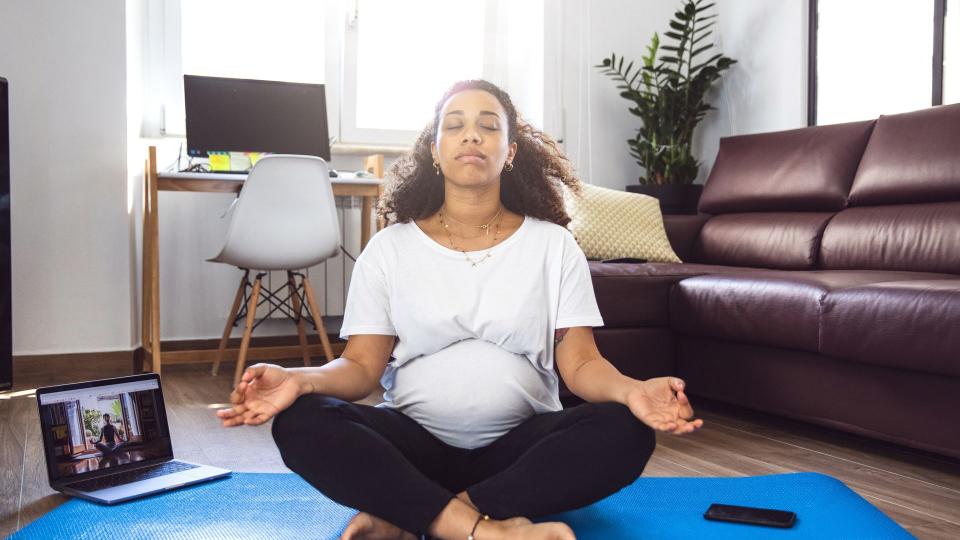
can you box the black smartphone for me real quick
[704,503,796,528]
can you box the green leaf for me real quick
[690,53,723,72]
[693,21,716,33]
[664,31,683,40]
[690,44,713,57]
[669,20,687,32]
[717,57,737,69]
[692,31,713,46]
[695,3,715,13]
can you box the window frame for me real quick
[807,0,949,126]
[337,2,423,146]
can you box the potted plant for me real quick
[596,0,736,214]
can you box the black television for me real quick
[183,75,331,161]
[1,77,11,390]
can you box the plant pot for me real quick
[626,183,703,215]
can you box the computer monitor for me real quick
[184,75,331,161]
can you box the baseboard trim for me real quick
[12,350,135,391]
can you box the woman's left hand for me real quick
[625,377,703,435]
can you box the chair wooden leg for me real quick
[302,276,335,364]
[288,272,311,367]
[234,274,263,387]
[213,272,248,376]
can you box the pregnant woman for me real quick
[217,79,702,540]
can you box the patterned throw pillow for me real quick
[563,183,682,263]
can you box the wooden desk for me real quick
[141,146,385,375]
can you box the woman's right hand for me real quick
[216,363,303,427]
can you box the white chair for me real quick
[208,155,339,386]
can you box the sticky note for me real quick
[209,152,230,171]
[230,152,251,172]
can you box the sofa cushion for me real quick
[699,120,875,214]
[565,183,681,263]
[693,212,836,270]
[669,270,957,352]
[819,202,960,274]
[821,279,960,376]
[849,103,960,206]
[588,261,768,327]
[662,214,710,263]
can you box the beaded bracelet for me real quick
[467,513,490,540]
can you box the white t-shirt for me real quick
[339,216,604,449]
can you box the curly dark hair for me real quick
[377,79,582,227]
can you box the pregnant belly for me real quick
[385,339,560,448]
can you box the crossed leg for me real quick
[271,395,654,539]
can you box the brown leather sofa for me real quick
[586,103,960,459]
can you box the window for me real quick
[162,0,326,137]
[341,0,544,145]
[946,0,960,103]
[811,0,936,125]
[349,0,485,134]
[148,0,544,147]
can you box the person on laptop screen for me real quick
[91,413,126,456]
[218,79,704,540]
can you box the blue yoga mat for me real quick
[11,472,912,539]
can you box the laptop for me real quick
[36,373,230,504]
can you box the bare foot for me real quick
[340,512,417,540]
[493,518,575,540]
[503,518,577,540]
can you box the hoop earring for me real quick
[434,161,441,176]
[504,161,514,172]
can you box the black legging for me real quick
[271,394,656,535]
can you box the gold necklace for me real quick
[440,205,503,236]
[439,207,503,267]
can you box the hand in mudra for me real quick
[626,377,703,435]
[216,363,301,427]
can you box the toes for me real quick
[340,513,369,540]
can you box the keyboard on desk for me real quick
[67,461,199,492]
[170,169,339,177]
[177,169,248,175]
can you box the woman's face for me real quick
[431,89,517,187]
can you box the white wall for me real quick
[551,0,808,189]
[0,0,133,354]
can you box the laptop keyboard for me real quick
[68,461,199,492]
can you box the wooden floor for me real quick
[2,362,959,539]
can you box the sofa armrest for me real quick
[663,213,710,262]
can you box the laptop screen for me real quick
[36,374,173,485]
